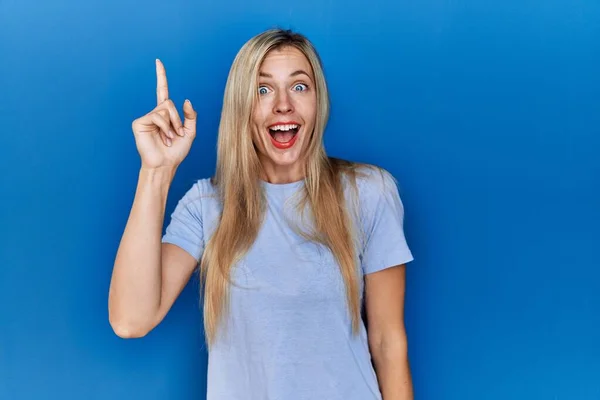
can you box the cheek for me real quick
[251,110,270,151]
[252,102,271,129]
[251,111,264,140]
[251,105,261,127]
[251,125,265,151]
[299,96,317,121]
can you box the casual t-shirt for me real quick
[161,166,414,400]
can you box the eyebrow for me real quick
[259,70,312,79]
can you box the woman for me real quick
[108,28,415,400]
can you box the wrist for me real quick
[138,166,177,193]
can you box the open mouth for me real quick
[268,123,300,149]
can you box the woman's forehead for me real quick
[259,47,312,77]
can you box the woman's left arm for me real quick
[364,264,414,400]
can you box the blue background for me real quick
[1,0,598,399]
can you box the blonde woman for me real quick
[108,28,415,400]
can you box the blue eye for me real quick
[293,83,307,91]
[258,86,269,95]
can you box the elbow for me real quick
[369,331,409,361]
[111,323,148,339]
[108,293,155,339]
[108,312,151,339]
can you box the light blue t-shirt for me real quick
[161,166,414,400]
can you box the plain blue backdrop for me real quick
[1,0,598,399]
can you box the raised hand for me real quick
[131,59,197,170]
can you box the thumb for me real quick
[182,99,197,135]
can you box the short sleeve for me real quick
[161,181,205,262]
[359,169,414,275]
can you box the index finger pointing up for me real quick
[156,59,169,105]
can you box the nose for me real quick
[273,91,293,114]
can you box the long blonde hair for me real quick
[200,28,375,347]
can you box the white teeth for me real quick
[270,124,299,131]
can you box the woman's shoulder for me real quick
[333,158,399,196]
[174,176,220,209]
[191,176,219,196]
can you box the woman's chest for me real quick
[230,215,349,303]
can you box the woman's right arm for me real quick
[108,59,198,338]
[108,167,198,338]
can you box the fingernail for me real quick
[166,138,172,146]
[178,127,185,137]
[168,129,175,139]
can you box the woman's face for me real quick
[251,46,317,183]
